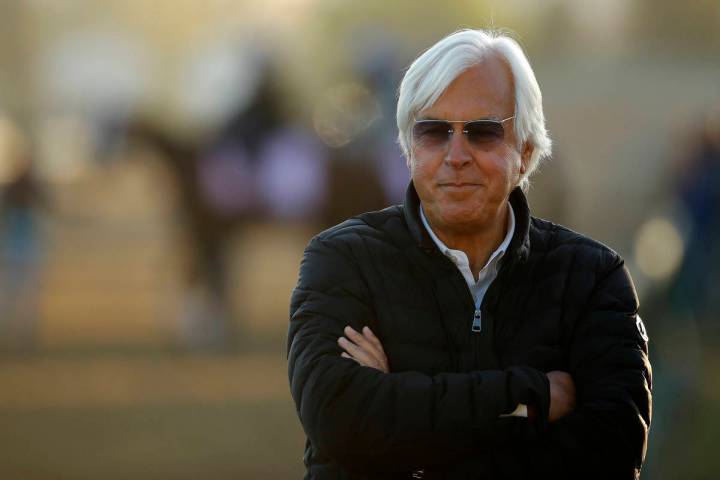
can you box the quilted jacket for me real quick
[288,182,652,479]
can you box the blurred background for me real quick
[0,0,718,478]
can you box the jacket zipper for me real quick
[472,308,482,332]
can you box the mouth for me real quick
[438,182,481,188]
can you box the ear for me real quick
[519,142,533,174]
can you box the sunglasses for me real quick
[412,115,515,150]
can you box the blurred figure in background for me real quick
[669,108,720,330]
[127,58,327,350]
[639,106,720,479]
[0,117,46,351]
[125,119,238,351]
[315,37,407,227]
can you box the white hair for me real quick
[396,29,552,191]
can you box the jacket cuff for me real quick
[505,366,550,431]
[499,403,528,418]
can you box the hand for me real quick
[338,326,389,373]
[547,370,576,422]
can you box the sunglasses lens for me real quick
[412,121,450,148]
[465,121,505,146]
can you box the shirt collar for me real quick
[420,202,515,274]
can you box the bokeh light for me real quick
[634,216,685,281]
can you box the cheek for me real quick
[411,166,432,196]
[493,151,522,182]
[410,152,438,178]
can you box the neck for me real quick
[426,204,509,277]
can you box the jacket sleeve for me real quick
[485,252,652,479]
[287,235,550,474]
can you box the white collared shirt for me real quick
[420,203,527,418]
[420,204,515,309]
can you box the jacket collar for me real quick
[403,181,531,263]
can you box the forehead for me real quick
[420,54,515,120]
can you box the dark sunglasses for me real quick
[412,115,515,150]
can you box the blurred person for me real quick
[668,109,720,328]
[125,119,236,350]
[0,124,46,350]
[635,109,720,479]
[126,62,326,350]
[288,29,652,479]
[320,40,407,228]
[358,41,417,206]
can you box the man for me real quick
[288,29,652,479]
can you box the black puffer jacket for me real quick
[288,183,652,479]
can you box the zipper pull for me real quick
[472,309,482,333]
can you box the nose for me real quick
[444,127,472,168]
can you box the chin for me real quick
[437,208,485,229]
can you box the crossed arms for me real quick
[288,236,652,477]
[338,325,576,424]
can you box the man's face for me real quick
[410,55,530,234]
